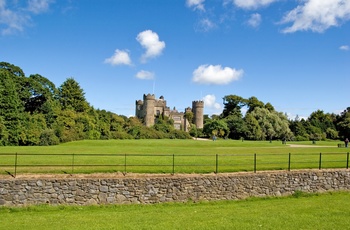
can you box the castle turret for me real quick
[144,94,156,127]
[192,100,204,129]
[135,100,144,118]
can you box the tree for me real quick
[248,107,293,140]
[289,118,309,141]
[203,119,229,138]
[244,113,263,140]
[184,110,194,125]
[224,114,246,139]
[308,110,336,134]
[25,74,58,113]
[246,96,264,113]
[0,69,24,145]
[58,78,90,112]
[336,107,350,139]
[221,95,246,118]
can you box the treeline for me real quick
[0,62,191,146]
[1,62,349,146]
[200,95,350,142]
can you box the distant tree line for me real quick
[0,62,349,146]
[200,95,350,142]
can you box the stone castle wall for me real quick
[1,169,350,206]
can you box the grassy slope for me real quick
[1,191,350,230]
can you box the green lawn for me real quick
[1,191,349,230]
[0,139,349,175]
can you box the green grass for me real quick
[1,191,350,229]
[0,139,349,175]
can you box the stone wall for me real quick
[1,169,350,206]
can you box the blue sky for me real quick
[1,0,350,119]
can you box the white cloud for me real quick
[136,30,166,63]
[0,0,53,35]
[340,45,349,51]
[192,64,244,85]
[27,0,53,14]
[196,18,216,32]
[233,0,278,9]
[203,94,221,110]
[186,0,205,11]
[247,13,262,27]
[136,70,155,80]
[104,49,132,66]
[281,0,350,33]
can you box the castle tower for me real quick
[192,101,204,129]
[144,94,156,127]
[135,100,144,118]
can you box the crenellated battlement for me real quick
[143,94,155,100]
[192,100,204,108]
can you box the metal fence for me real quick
[1,152,349,178]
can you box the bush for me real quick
[111,131,133,139]
[168,130,192,139]
[295,135,309,141]
[39,129,60,146]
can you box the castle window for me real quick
[156,110,160,116]
[173,116,181,121]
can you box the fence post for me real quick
[14,152,18,178]
[71,153,75,174]
[124,153,127,175]
[254,153,257,173]
[172,154,175,175]
[347,152,349,169]
[319,152,322,170]
[215,154,218,174]
[288,153,291,171]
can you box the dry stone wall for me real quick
[1,170,350,206]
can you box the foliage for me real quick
[0,62,349,145]
[203,119,229,138]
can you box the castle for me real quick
[135,94,204,131]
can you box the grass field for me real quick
[1,191,350,229]
[1,139,349,175]
[1,140,350,229]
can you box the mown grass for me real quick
[0,139,348,175]
[1,191,350,230]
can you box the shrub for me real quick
[39,129,60,146]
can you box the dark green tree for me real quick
[221,95,246,118]
[58,78,90,112]
[0,69,24,145]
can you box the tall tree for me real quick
[221,95,246,118]
[58,78,89,112]
[0,69,24,145]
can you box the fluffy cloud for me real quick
[186,0,205,11]
[247,13,262,27]
[136,70,155,80]
[340,45,349,51]
[136,30,165,63]
[203,94,221,110]
[104,49,132,66]
[192,64,243,85]
[0,0,53,35]
[233,0,278,9]
[281,0,350,33]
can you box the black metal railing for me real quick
[1,152,349,178]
